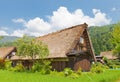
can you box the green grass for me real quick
[0,69,120,82]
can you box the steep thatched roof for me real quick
[36,23,95,59]
[0,47,16,59]
[100,51,117,59]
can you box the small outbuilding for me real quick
[100,51,118,60]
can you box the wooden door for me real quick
[74,59,90,71]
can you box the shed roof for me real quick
[0,47,16,59]
[100,51,117,59]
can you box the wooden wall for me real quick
[51,54,92,71]
[51,61,68,71]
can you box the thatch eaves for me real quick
[10,55,40,60]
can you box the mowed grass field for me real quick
[0,69,120,82]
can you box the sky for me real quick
[0,0,120,37]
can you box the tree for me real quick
[15,35,49,60]
[111,22,120,57]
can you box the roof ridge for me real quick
[37,23,87,38]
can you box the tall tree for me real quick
[111,22,120,57]
[15,35,49,60]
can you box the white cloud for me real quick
[111,7,116,11]
[50,7,111,28]
[11,6,111,37]
[0,26,9,30]
[92,9,111,26]
[12,18,26,23]
[10,30,25,37]
[25,17,51,32]
[10,29,43,37]
[0,30,9,36]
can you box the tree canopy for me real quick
[14,35,49,59]
[89,24,114,55]
[111,22,120,56]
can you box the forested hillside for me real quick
[89,24,115,55]
[0,36,18,43]
[0,36,18,47]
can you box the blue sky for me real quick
[0,0,120,37]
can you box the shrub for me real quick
[0,58,5,69]
[31,60,51,74]
[31,61,42,72]
[64,68,73,76]
[70,73,79,79]
[40,60,51,74]
[76,67,82,75]
[91,62,108,74]
[4,60,12,70]
[12,63,25,72]
[103,57,120,69]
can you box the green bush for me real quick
[31,61,42,72]
[70,73,79,79]
[40,60,51,74]
[4,60,12,70]
[0,58,5,69]
[91,62,108,74]
[76,67,82,75]
[12,63,25,72]
[103,57,120,69]
[31,60,51,74]
[64,68,73,76]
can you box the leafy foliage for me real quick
[4,60,12,70]
[111,22,120,56]
[0,58,5,69]
[89,24,114,55]
[12,63,25,72]
[14,35,49,59]
[31,60,51,74]
[103,57,120,69]
[63,68,73,76]
[76,67,82,75]
[91,62,108,73]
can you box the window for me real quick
[12,52,16,56]
[80,37,84,44]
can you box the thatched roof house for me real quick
[0,47,16,60]
[36,23,96,71]
[36,23,96,59]
[100,51,118,60]
[11,23,96,71]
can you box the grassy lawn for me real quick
[0,69,120,82]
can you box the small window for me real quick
[80,37,84,44]
[12,52,16,56]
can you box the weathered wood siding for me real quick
[51,61,68,71]
[51,54,91,71]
